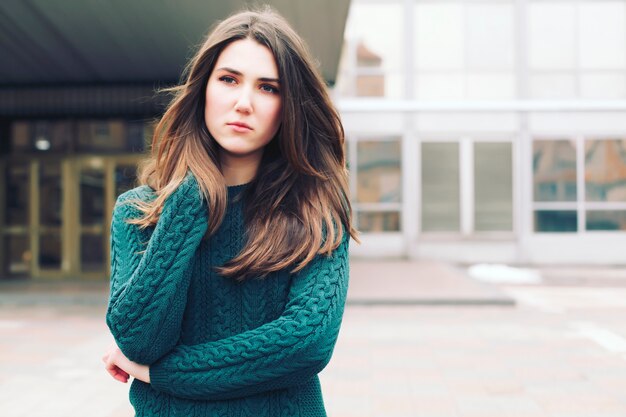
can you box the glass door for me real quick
[77,157,107,275]
[0,161,31,279]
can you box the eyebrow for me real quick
[216,67,280,83]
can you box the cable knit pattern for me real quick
[106,172,350,417]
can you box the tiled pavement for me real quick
[2,260,626,416]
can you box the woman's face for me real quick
[204,38,282,164]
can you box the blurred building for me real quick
[6,0,626,281]
[337,0,626,265]
[0,1,350,280]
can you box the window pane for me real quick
[530,73,577,99]
[467,74,516,100]
[11,122,30,153]
[345,2,404,71]
[11,121,71,153]
[422,143,460,232]
[529,2,576,70]
[580,73,626,99]
[39,234,61,269]
[80,162,105,225]
[356,141,401,203]
[579,2,626,69]
[415,3,464,70]
[81,234,104,272]
[39,161,62,227]
[4,235,30,276]
[77,120,127,152]
[115,164,139,198]
[533,140,577,202]
[585,139,626,202]
[5,162,29,226]
[534,210,577,232]
[352,72,404,99]
[358,212,400,232]
[415,74,465,100]
[467,3,515,70]
[587,211,626,231]
[475,143,513,232]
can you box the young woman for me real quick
[102,7,358,417]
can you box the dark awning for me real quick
[0,0,350,86]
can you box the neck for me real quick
[220,150,263,186]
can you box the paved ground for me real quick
[2,260,626,416]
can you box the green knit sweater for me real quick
[106,172,350,417]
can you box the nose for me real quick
[234,87,252,114]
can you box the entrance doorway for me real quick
[0,155,143,280]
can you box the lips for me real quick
[227,121,252,130]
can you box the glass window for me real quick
[414,3,464,70]
[39,162,62,227]
[529,2,577,70]
[422,143,460,232]
[530,74,577,99]
[466,3,515,71]
[587,211,626,231]
[346,2,404,72]
[474,143,513,232]
[341,1,404,98]
[356,140,401,203]
[585,139,626,202]
[415,74,465,100]
[534,210,577,233]
[11,121,71,153]
[5,163,29,226]
[358,212,400,233]
[11,122,31,153]
[533,140,577,202]
[579,2,626,69]
[77,120,128,152]
[580,73,626,99]
[467,74,516,100]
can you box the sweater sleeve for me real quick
[148,233,350,401]
[105,172,208,365]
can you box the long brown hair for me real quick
[129,6,359,280]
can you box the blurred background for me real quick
[3,1,626,416]
[3,0,626,282]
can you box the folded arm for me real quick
[106,173,208,364]
[148,234,350,401]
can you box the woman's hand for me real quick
[102,343,151,384]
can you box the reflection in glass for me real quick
[39,234,61,268]
[533,140,576,202]
[422,143,460,232]
[4,235,30,275]
[81,234,104,272]
[475,143,513,231]
[534,210,577,232]
[80,164,105,225]
[5,163,29,225]
[39,162,62,226]
[340,2,404,98]
[346,2,403,71]
[585,139,626,202]
[358,211,400,232]
[357,141,401,203]
[587,211,626,231]
[115,165,138,198]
